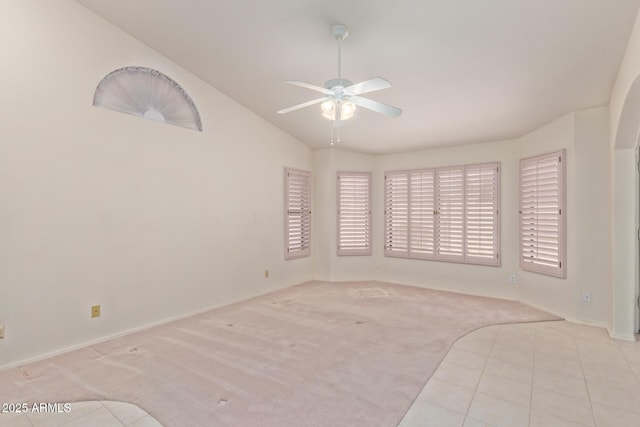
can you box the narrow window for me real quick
[519,150,566,277]
[465,163,500,265]
[285,168,311,259]
[436,166,465,262]
[384,171,410,257]
[337,172,372,256]
[409,169,436,260]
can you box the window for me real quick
[285,168,311,259]
[384,162,500,266]
[408,169,435,259]
[436,166,465,262]
[93,66,202,132]
[519,150,565,277]
[337,172,372,256]
[384,171,409,257]
[465,163,501,265]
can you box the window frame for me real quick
[337,171,372,256]
[436,166,466,263]
[464,163,501,266]
[285,168,312,260]
[384,162,500,266]
[384,171,410,258]
[519,150,566,278]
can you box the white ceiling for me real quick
[75,0,640,154]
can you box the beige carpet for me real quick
[0,281,560,426]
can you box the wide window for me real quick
[384,162,500,266]
[285,168,311,260]
[337,172,372,256]
[519,150,565,277]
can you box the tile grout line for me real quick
[617,340,640,384]
[529,325,538,427]
[59,403,120,427]
[398,325,500,426]
[99,401,127,427]
[530,322,598,427]
[393,328,488,427]
[571,328,597,427]
[462,325,499,424]
[399,326,500,426]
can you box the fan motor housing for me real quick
[324,78,353,91]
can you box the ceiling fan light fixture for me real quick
[321,99,336,119]
[321,99,356,121]
[278,23,401,136]
[340,101,356,120]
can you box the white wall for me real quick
[313,148,376,281]
[611,9,640,150]
[611,150,638,339]
[609,7,640,339]
[517,109,611,325]
[0,0,626,369]
[373,140,519,300]
[572,109,611,325]
[0,0,313,368]
[314,108,611,327]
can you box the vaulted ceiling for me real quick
[75,0,640,154]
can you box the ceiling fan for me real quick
[277,24,402,127]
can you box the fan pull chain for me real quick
[337,37,341,80]
[330,124,341,146]
[330,126,340,147]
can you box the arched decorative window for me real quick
[93,66,202,132]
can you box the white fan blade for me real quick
[351,96,402,117]
[285,81,334,96]
[345,77,392,95]
[278,97,330,114]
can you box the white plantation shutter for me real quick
[384,172,409,257]
[465,163,500,265]
[409,169,436,259]
[337,172,372,256]
[285,168,311,260]
[519,150,566,277]
[385,162,500,266]
[436,166,465,262]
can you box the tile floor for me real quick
[399,320,640,427]
[0,401,162,427]
[2,320,638,427]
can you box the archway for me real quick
[611,74,640,339]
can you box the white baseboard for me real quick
[563,316,608,329]
[0,307,214,372]
[608,331,638,342]
[0,281,304,372]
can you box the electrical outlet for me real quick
[264,270,269,278]
[582,292,591,302]
[0,324,4,339]
[509,274,517,284]
[91,305,101,318]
